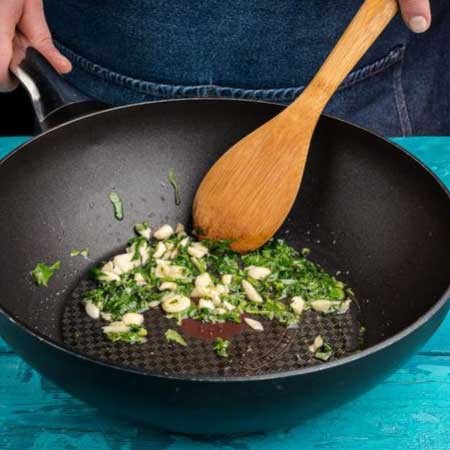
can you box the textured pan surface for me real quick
[62,280,362,376]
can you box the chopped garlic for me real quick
[100,312,112,321]
[191,286,211,298]
[242,280,263,303]
[311,300,332,314]
[103,322,129,334]
[154,260,185,279]
[159,281,177,291]
[214,284,227,295]
[98,269,120,282]
[246,265,271,280]
[291,296,305,315]
[244,317,264,331]
[134,273,147,286]
[195,273,212,289]
[161,293,191,313]
[198,299,215,310]
[216,308,226,315]
[223,300,236,311]
[337,299,351,314]
[308,335,324,353]
[113,253,140,274]
[153,241,166,259]
[154,224,174,240]
[175,223,185,234]
[221,274,232,285]
[187,242,209,258]
[179,237,190,247]
[211,293,221,306]
[135,223,151,240]
[85,301,100,319]
[122,312,144,326]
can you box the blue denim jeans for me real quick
[44,0,450,136]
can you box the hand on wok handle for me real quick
[0,0,71,92]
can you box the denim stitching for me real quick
[392,59,413,136]
[55,40,405,103]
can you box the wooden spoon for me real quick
[193,0,398,252]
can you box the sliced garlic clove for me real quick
[187,242,209,259]
[337,299,351,314]
[221,274,232,285]
[100,312,112,321]
[191,286,211,298]
[175,223,185,234]
[85,300,100,319]
[195,272,212,289]
[99,269,121,282]
[159,281,178,291]
[311,300,332,314]
[113,253,139,274]
[290,296,305,315]
[161,294,191,313]
[223,300,236,311]
[122,312,144,326]
[102,322,130,334]
[308,335,324,353]
[214,284,227,295]
[242,280,263,303]
[153,241,166,259]
[198,298,215,310]
[154,224,174,240]
[135,224,151,240]
[134,273,147,286]
[246,265,271,280]
[139,242,150,264]
[244,317,264,331]
[179,237,190,247]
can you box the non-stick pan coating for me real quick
[0,100,449,380]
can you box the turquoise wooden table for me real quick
[1,136,450,450]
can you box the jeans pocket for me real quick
[325,45,412,137]
[57,40,410,136]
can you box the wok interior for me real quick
[0,100,449,372]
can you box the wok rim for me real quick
[0,97,449,383]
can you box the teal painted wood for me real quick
[0,136,449,450]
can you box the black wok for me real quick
[0,49,449,434]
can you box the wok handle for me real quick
[10,34,107,132]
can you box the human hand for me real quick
[399,0,431,33]
[0,0,72,92]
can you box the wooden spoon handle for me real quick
[290,0,398,117]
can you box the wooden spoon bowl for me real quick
[193,0,398,252]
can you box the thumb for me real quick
[398,0,431,33]
[19,0,72,73]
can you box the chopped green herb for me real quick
[105,325,147,344]
[165,328,187,346]
[82,222,354,356]
[70,248,89,258]
[213,338,230,358]
[314,342,333,361]
[168,169,181,206]
[135,221,151,239]
[109,191,124,220]
[31,261,61,287]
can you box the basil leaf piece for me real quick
[31,261,61,287]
